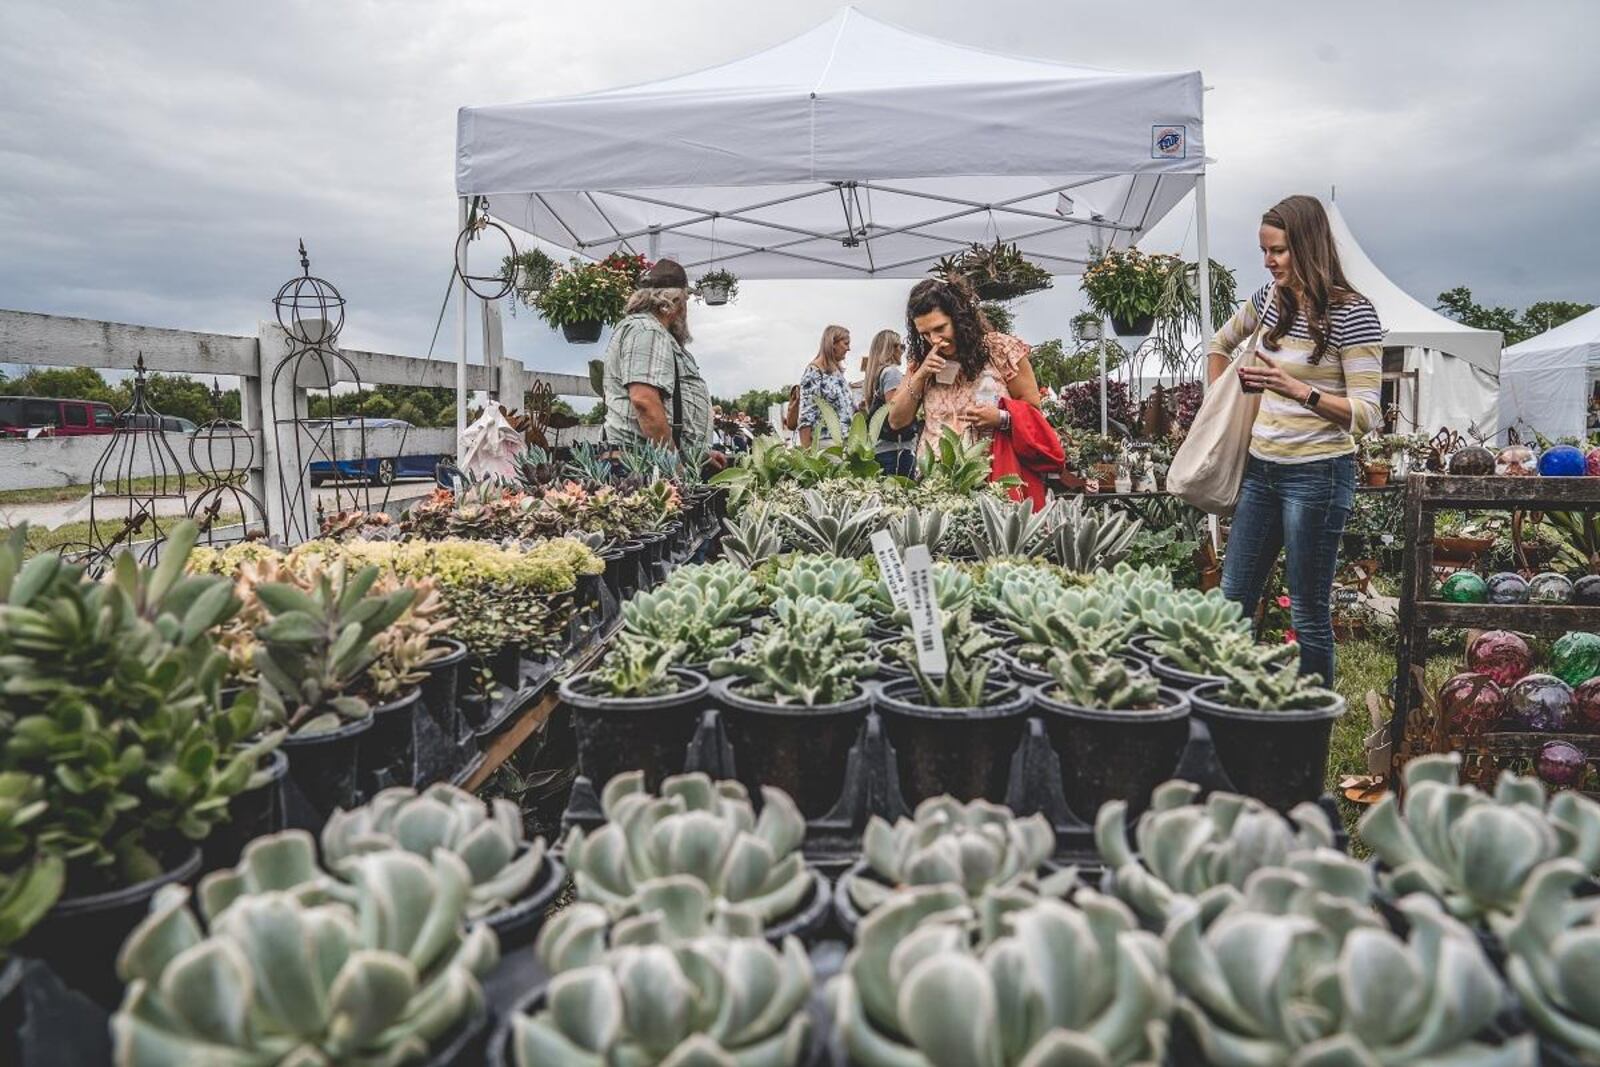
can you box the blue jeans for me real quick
[1221,453,1356,686]
[878,448,917,478]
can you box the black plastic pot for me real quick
[16,846,202,1007]
[616,540,645,601]
[998,649,1053,687]
[868,619,904,644]
[715,678,871,820]
[874,678,1032,804]
[361,687,423,797]
[483,854,568,951]
[766,867,834,946]
[281,713,375,831]
[1110,311,1155,337]
[560,668,712,791]
[418,639,470,784]
[421,997,491,1067]
[636,531,670,587]
[202,749,288,872]
[1148,653,1225,693]
[1188,681,1347,811]
[1124,633,1162,667]
[561,319,602,344]
[1032,685,1191,820]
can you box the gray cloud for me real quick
[1,0,1595,400]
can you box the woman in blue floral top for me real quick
[798,324,856,446]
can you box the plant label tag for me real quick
[905,545,948,676]
[871,530,911,614]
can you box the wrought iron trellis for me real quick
[187,377,268,546]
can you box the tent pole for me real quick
[1099,319,1109,436]
[1196,175,1213,359]
[456,196,469,443]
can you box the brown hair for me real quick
[1261,195,1361,364]
[813,324,849,372]
[861,329,904,408]
[905,277,992,382]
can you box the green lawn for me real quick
[4,513,241,557]
[0,476,167,506]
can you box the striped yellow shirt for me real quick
[1208,285,1384,463]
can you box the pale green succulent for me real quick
[536,883,767,976]
[899,608,1004,708]
[1359,753,1600,923]
[876,561,976,629]
[1096,780,1336,926]
[1168,891,1534,1066]
[194,831,338,919]
[887,506,950,555]
[830,885,1174,1066]
[563,771,815,926]
[113,848,498,1067]
[999,585,1138,667]
[1048,649,1161,710]
[973,559,1067,621]
[784,488,884,558]
[767,554,877,612]
[712,594,872,706]
[591,634,685,698]
[849,795,1078,915]
[660,561,763,622]
[621,583,741,664]
[1494,859,1600,1058]
[1091,562,1176,598]
[1214,655,1339,710]
[1139,588,1254,674]
[512,933,815,1067]
[1046,495,1143,573]
[720,503,784,570]
[969,494,1056,560]
[320,784,546,920]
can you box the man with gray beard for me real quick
[600,259,715,460]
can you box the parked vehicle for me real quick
[306,418,446,486]
[119,413,199,433]
[0,396,117,438]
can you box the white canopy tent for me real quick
[1327,202,1501,439]
[452,6,1209,429]
[1498,307,1600,445]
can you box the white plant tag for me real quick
[870,530,911,614]
[904,545,947,676]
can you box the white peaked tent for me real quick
[1328,202,1501,438]
[1498,307,1600,444]
[452,7,1209,427]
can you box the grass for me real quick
[0,476,166,506]
[3,514,242,557]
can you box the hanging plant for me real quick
[1081,247,1177,336]
[499,249,556,316]
[534,257,637,342]
[933,239,1054,302]
[695,268,740,306]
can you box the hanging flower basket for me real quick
[536,255,641,341]
[695,269,740,307]
[931,240,1053,302]
[562,320,604,344]
[1110,311,1155,338]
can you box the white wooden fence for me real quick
[0,307,601,542]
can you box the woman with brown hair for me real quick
[861,329,918,476]
[1207,194,1384,685]
[797,324,855,447]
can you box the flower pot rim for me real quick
[873,676,1031,720]
[427,637,470,668]
[1147,653,1227,688]
[46,845,202,919]
[371,686,423,717]
[281,711,375,746]
[483,853,567,940]
[713,676,872,718]
[1031,684,1191,724]
[1189,680,1347,723]
[559,668,711,711]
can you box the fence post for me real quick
[239,335,269,535]
[257,321,315,544]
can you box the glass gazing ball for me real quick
[1496,444,1537,476]
[1575,575,1600,607]
[1575,677,1600,731]
[1507,673,1576,732]
[1440,571,1488,603]
[1552,632,1600,687]
[1530,572,1576,605]
[1539,445,1588,477]
[1449,445,1496,476]
[1486,572,1530,605]
[1438,672,1506,736]
[1537,740,1588,790]
[1588,447,1600,477]
[1467,630,1534,687]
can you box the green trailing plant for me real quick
[694,267,740,303]
[1096,779,1337,926]
[719,502,784,571]
[969,494,1056,560]
[501,248,557,309]
[589,634,684,698]
[902,609,1005,708]
[713,595,872,706]
[1046,495,1143,573]
[1048,649,1161,710]
[784,488,884,558]
[932,239,1054,302]
[1214,653,1340,710]
[1359,754,1600,923]
[113,847,498,1066]
[767,554,877,613]
[320,784,546,920]
[830,886,1173,1067]
[1494,859,1600,1058]
[562,771,814,925]
[512,928,814,1067]
[849,796,1076,915]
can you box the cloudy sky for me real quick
[2,0,1595,404]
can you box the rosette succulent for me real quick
[591,634,685,698]
[767,554,877,612]
[1137,588,1253,674]
[1358,753,1600,922]
[998,586,1137,669]
[713,594,872,706]
[1213,652,1340,710]
[875,561,975,630]
[1495,859,1600,1058]
[1048,650,1161,711]
[973,559,1066,622]
[113,848,498,1066]
[848,796,1078,915]
[830,886,1174,1066]
[622,563,759,664]
[1096,780,1337,926]
[320,784,546,920]
[563,772,814,926]
[535,887,767,976]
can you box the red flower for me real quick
[1276,595,1291,609]
[1284,629,1298,644]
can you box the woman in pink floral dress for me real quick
[885,277,1043,458]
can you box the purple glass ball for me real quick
[1540,445,1588,477]
[1438,672,1506,736]
[1466,630,1535,687]
[1553,632,1600,687]
[1588,447,1600,477]
[1507,673,1577,732]
[1575,575,1600,607]
[1575,678,1600,731]
[1449,445,1497,476]
[1537,740,1588,790]
[1486,573,1530,605]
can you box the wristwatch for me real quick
[1301,387,1322,410]
[997,408,1012,432]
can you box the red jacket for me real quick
[989,397,1065,510]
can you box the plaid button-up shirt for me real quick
[601,313,712,451]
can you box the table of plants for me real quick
[4,427,1600,1066]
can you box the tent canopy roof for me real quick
[1503,305,1600,369]
[1329,202,1501,375]
[456,7,1205,279]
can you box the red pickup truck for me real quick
[0,396,118,438]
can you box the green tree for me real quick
[110,373,240,424]
[1436,287,1594,346]
[359,392,397,419]
[1029,337,1126,390]
[6,366,117,403]
[581,399,607,425]
[1522,300,1595,337]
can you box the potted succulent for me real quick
[622,562,761,672]
[694,267,740,306]
[711,595,875,817]
[1081,246,1177,337]
[991,583,1134,683]
[557,635,711,791]
[535,256,634,343]
[1135,587,1255,691]
[1359,433,1394,486]
[1032,649,1191,821]
[1495,859,1600,1060]
[1187,650,1346,812]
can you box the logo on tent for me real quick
[1152,125,1186,159]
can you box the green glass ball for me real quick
[1552,632,1600,688]
[1440,571,1488,603]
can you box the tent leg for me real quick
[1196,175,1213,351]
[457,197,470,446]
[1099,319,1108,436]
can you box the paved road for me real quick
[0,480,437,530]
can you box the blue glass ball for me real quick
[1486,573,1530,605]
[1539,445,1588,477]
[1576,576,1600,607]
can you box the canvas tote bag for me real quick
[1166,284,1274,517]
